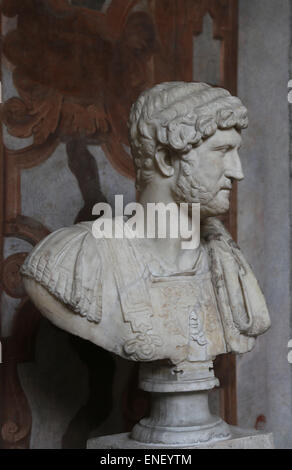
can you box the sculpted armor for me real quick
[21,217,269,364]
[22,82,272,447]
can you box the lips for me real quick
[220,179,233,191]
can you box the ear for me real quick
[154,147,175,177]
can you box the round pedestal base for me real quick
[87,428,275,449]
[131,416,230,446]
[130,361,230,446]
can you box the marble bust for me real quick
[21,82,271,448]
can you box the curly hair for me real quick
[128,82,248,190]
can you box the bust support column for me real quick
[87,359,274,449]
[130,360,230,446]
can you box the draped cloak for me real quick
[21,217,271,365]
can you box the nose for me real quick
[225,150,244,181]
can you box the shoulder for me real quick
[21,222,104,321]
[22,221,101,277]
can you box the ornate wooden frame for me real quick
[0,0,239,448]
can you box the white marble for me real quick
[22,82,271,447]
[88,428,274,449]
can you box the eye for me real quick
[213,145,231,154]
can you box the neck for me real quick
[138,179,174,206]
[137,181,200,272]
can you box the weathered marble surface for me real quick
[22,215,270,365]
[22,83,270,366]
[22,82,271,447]
[88,428,275,449]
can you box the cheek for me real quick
[191,156,223,188]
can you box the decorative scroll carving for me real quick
[1,0,161,181]
[124,334,163,362]
[1,300,40,449]
[1,253,28,298]
[189,308,208,347]
[4,216,50,245]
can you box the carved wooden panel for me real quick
[0,0,239,448]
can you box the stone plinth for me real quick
[87,427,274,449]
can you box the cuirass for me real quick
[107,238,227,364]
[21,219,269,364]
[148,269,227,363]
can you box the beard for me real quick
[171,164,230,218]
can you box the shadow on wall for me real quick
[19,318,116,449]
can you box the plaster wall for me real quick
[237,0,292,449]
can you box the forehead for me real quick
[205,128,242,148]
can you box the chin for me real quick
[200,199,230,218]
